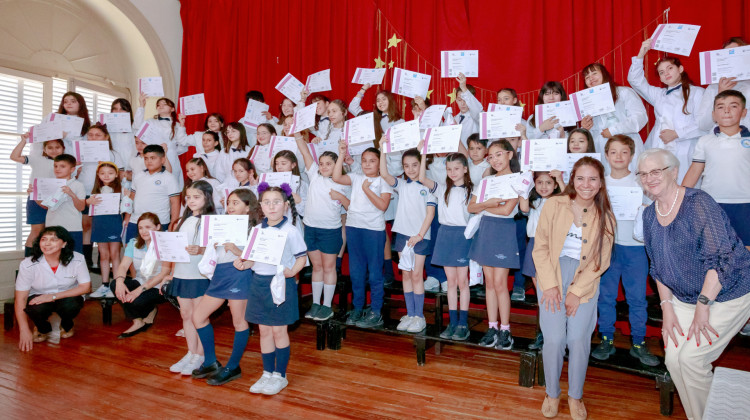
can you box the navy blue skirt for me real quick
[91,214,124,243]
[26,197,47,225]
[469,217,521,269]
[170,277,210,299]
[303,225,343,254]
[205,262,250,300]
[394,233,431,256]
[522,237,536,278]
[245,273,298,326]
[432,225,471,267]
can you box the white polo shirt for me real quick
[303,163,350,229]
[468,159,490,186]
[431,183,471,227]
[131,167,181,225]
[26,154,55,182]
[46,178,86,232]
[692,128,750,203]
[172,216,208,280]
[391,177,437,239]
[16,252,90,296]
[252,217,308,276]
[345,172,393,231]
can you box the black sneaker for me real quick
[630,342,660,367]
[305,303,321,319]
[355,310,384,328]
[528,331,544,350]
[479,328,498,347]
[439,324,456,339]
[206,366,242,386]
[346,309,364,325]
[313,305,334,321]
[591,337,616,360]
[496,330,514,350]
[451,325,470,341]
[192,361,222,379]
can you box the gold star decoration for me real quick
[426,90,433,100]
[387,34,402,49]
[388,60,394,69]
[374,57,385,69]
[447,90,457,104]
[518,101,525,108]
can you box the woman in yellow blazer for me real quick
[533,156,615,420]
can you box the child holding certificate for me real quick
[468,140,521,350]
[273,98,296,135]
[418,152,473,340]
[592,135,658,366]
[526,82,569,140]
[696,37,750,132]
[219,158,259,206]
[217,122,254,179]
[134,94,187,189]
[333,143,393,328]
[466,134,490,186]
[43,154,86,253]
[454,73,483,148]
[247,123,275,174]
[236,183,307,396]
[299,91,331,138]
[168,180,215,376]
[86,162,124,299]
[190,131,223,181]
[185,157,224,213]
[315,100,348,142]
[57,91,91,154]
[192,189,261,386]
[349,85,405,176]
[177,113,225,156]
[273,150,308,224]
[109,98,137,172]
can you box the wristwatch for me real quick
[697,294,714,306]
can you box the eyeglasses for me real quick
[261,200,284,207]
[636,166,670,179]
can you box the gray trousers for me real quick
[538,256,599,399]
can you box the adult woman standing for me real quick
[533,157,615,420]
[639,148,750,420]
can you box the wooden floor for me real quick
[1,301,745,419]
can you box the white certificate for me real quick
[28,120,63,143]
[570,83,617,119]
[241,226,288,265]
[384,120,420,153]
[47,113,84,136]
[258,171,293,188]
[441,50,479,78]
[305,69,332,93]
[275,73,305,105]
[139,77,164,97]
[476,173,521,202]
[520,139,567,172]
[392,68,431,99]
[308,139,339,163]
[267,136,298,158]
[74,141,110,162]
[480,106,524,139]
[566,153,602,172]
[289,103,317,134]
[179,93,207,116]
[650,24,700,56]
[98,113,132,133]
[89,193,121,216]
[421,125,462,154]
[31,178,66,201]
[135,122,162,145]
[151,231,190,263]
[608,186,644,220]
[419,105,447,130]
[351,68,386,85]
[347,141,374,156]
[699,45,750,85]
[344,113,376,146]
[242,99,270,129]
[200,215,249,247]
[535,101,579,127]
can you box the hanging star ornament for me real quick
[387,34,402,49]
[388,60,394,69]
[426,90,433,100]
[447,90,457,104]
[374,57,386,69]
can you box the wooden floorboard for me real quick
[2,300,745,419]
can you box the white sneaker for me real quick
[169,352,193,373]
[261,372,289,395]
[440,281,448,292]
[407,316,427,333]
[249,371,273,393]
[89,284,111,298]
[424,277,440,292]
[181,354,204,376]
[396,315,413,331]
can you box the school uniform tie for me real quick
[232,148,241,152]
[459,115,465,123]
[158,117,171,121]
[665,85,682,95]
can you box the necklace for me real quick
[656,188,680,217]
[571,200,591,225]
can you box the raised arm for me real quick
[295,132,314,171]
[10,134,29,164]
[332,140,352,186]
[417,145,436,190]
[378,141,396,186]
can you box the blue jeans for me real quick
[424,209,447,283]
[597,244,649,343]
[346,226,386,313]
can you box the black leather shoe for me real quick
[117,323,150,339]
[206,366,241,386]
[192,361,222,379]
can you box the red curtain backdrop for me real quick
[178,0,750,138]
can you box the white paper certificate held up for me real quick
[308,140,339,163]
[88,193,121,216]
[392,68,431,99]
[347,141,374,156]
[476,173,520,202]
[570,83,617,119]
[479,106,523,139]
[139,77,164,97]
[275,73,305,105]
[258,171,293,188]
[384,120,420,153]
[135,122,163,145]
[179,94,207,116]
[47,113,84,136]
[650,24,701,56]
[28,120,64,143]
[351,68,386,85]
[535,101,579,127]
[305,69,332,93]
[200,215,249,247]
[98,113,132,133]
[151,231,190,263]
[699,45,750,85]
[242,99,271,129]
[422,125,462,154]
[31,178,66,201]
[344,113,376,146]
[608,186,643,220]
[241,226,288,265]
[564,153,602,183]
[74,141,110,162]
[267,136,298,158]
[520,139,567,172]
[289,103,317,134]
[419,104,447,130]
[441,50,479,78]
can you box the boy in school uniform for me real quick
[123,144,180,242]
[42,154,86,253]
[454,73,483,148]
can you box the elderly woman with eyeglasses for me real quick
[638,148,750,420]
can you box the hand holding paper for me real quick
[139,77,164,97]
[179,94,207,116]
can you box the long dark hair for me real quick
[154,98,178,139]
[581,63,619,103]
[248,123,275,157]
[227,188,262,231]
[176,180,216,235]
[272,150,301,176]
[656,57,695,115]
[91,162,122,194]
[487,140,519,175]
[561,157,615,271]
[310,94,330,131]
[111,98,134,124]
[58,92,91,135]
[529,81,567,128]
[87,123,114,151]
[373,91,402,145]
[204,112,225,131]
[31,226,75,265]
[528,171,561,209]
[324,99,348,140]
[444,153,473,205]
[202,130,221,152]
[134,213,161,249]
[567,128,596,153]
[259,185,299,226]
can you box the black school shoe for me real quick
[346,309,364,325]
[207,366,242,386]
[192,361,222,379]
[355,310,384,328]
[495,330,514,350]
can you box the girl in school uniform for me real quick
[191,131,222,181]
[299,91,332,138]
[418,152,473,340]
[273,150,308,221]
[109,98,136,172]
[526,82,569,140]
[236,183,307,396]
[312,99,348,142]
[134,94,187,188]
[168,180,215,376]
[191,189,262,386]
[219,158,259,207]
[333,142,393,328]
[247,123,275,175]
[177,113,225,155]
[579,62,648,173]
[467,140,521,350]
[10,136,64,256]
[628,39,706,183]
[57,91,91,154]
[185,157,224,214]
[273,98,296,134]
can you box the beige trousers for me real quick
[665,292,750,420]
